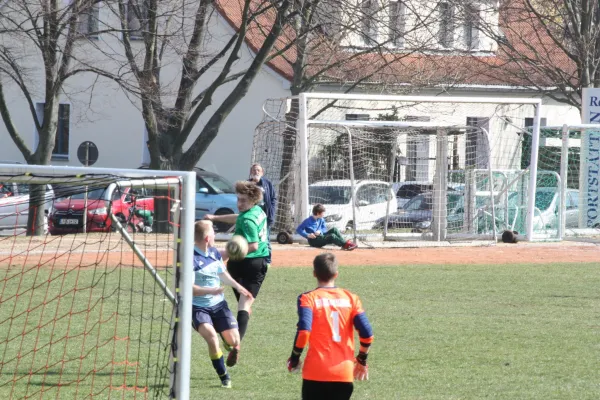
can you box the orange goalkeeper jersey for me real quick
[294,287,373,382]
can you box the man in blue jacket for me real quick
[249,164,276,264]
[296,204,357,250]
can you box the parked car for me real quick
[377,187,580,233]
[533,187,579,229]
[392,181,462,210]
[0,182,54,233]
[308,179,397,232]
[139,166,239,232]
[48,186,154,234]
[194,170,239,232]
[374,191,465,231]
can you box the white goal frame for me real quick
[0,164,196,399]
[296,93,543,241]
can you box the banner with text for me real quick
[580,88,600,228]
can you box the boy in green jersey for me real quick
[205,181,269,367]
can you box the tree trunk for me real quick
[26,184,48,236]
[274,98,299,233]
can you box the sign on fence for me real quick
[580,88,600,228]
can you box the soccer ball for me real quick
[226,235,249,261]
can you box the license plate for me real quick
[59,218,79,225]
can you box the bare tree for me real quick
[268,0,479,230]
[474,0,600,109]
[0,0,98,234]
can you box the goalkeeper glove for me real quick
[287,354,302,373]
[353,352,369,381]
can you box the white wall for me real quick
[0,2,290,183]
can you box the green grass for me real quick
[192,263,600,400]
[1,263,600,399]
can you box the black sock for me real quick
[237,310,250,341]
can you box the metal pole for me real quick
[82,142,89,232]
[558,124,569,239]
[526,105,542,241]
[298,94,310,224]
[344,126,358,244]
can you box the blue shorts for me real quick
[192,301,238,333]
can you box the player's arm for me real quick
[218,270,254,300]
[204,213,238,224]
[287,294,312,372]
[295,217,312,239]
[352,305,373,381]
[192,284,224,296]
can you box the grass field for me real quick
[1,261,600,399]
[191,263,600,400]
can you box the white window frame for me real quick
[125,0,147,41]
[76,2,100,39]
[34,102,72,161]
[388,0,406,48]
[438,2,454,48]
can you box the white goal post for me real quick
[290,92,543,242]
[0,164,196,399]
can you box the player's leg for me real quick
[326,228,356,250]
[327,382,354,400]
[227,257,267,367]
[212,301,240,352]
[302,380,330,400]
[193,308,231,388]
[307,235,328,248]
[227,259,244,302]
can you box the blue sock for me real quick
[210,351,229,381]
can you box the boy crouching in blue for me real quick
[192,220,253,388]
[296,204,357,251]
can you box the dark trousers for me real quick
[307,228,347,248]
[302,380,353,400]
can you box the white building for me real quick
[0,0,581,182]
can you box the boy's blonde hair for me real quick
[194,220,213,242]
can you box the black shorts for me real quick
[191,301,238,333]
[227,256,268,299]
[302,380,354,400]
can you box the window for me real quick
[126,0,147,40]
[77,3,100,38]
[438,2,454,48]
[35,103,70,160]
[524,118,548,128]
[405,116,431,181]
[389,1,406,47]
[463,3,479,50]
[346,114,370,121]
[360,0,377,45]
[466,117,489,169]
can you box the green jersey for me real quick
[235,205,269,258]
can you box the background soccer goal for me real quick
[253,93,543,245]
[0,164,195,399]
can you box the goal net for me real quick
[0,164,196,399]
[523,125,600,241]
[253,93,542,245]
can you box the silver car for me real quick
[0,182,54,233]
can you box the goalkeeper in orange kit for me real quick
[286,253,373,400]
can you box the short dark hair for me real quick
[312,204,325,215]
[235,181,263,205]
[313,253,338,281]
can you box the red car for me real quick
[49,187,154,234]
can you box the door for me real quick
[565,190,579,228]
[356,184,390,229]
